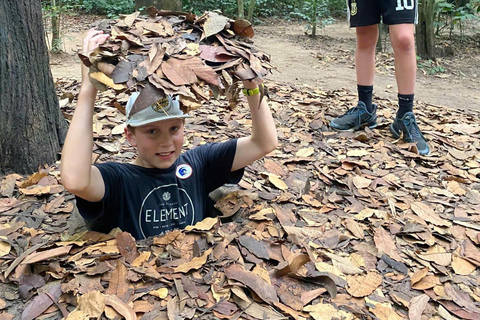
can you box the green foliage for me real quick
[44,0,135,17]
[290,0,339,36]
[42,0,80,51]
[81,0,135,17]
[250,0,296,18]
[183,0,345,21]
[435,0,479,37]
[417,57,446,74]
[183,0,238,17]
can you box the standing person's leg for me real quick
[330,0,380,131]
[390,24,416,118]
[383,0,430,155]
[356,25,378,113]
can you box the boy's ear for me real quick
[125,126,137,147]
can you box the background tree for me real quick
[0,0,67,175]
[247,0,256,22]
[51,0,62,51]
[135,0,182,11]
[238,0,245,18]
[416,0,437,59]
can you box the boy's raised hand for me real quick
[83,28,110,53]
[81,29,110,89]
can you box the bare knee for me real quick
[392,33,415,53]
[356,26,378,51]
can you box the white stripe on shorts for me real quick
[346,0,351,26]
[415,0,418,24]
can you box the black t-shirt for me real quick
[76,139,243,239]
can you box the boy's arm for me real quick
[60,29,110,202]
[231,80,278,172]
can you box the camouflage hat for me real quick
[125,92,191,127]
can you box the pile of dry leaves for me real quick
[83,9,273,113]
[0,79,480,320]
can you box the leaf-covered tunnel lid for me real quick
[79,8,274,114]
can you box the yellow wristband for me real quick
[242,84,262,96]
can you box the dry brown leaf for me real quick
[266,173,288,190]
[106,261,129,297]
[76,291,105,318]
[347,149,370,157]
[0,238,11,257]
[185,217,219,231]
[417,245,452,266]
[452,256,476,275]
[408,294,430,320]
[411,202,452,227]
[18,172,47,188]
[203,12,229,38]
[22,245,72,265]
[374,227,402,261]
[352,176,372,189]
[296,147,314,157]
[104,295,136,320]
[346,272,382,297]
[149,288,168,299]
[225,264,279,304]
[446,180,466,195]
[153,229,182,245]
[300,288,327,307]
[449,148,469,160]
[323,251,363,275]
[232,19,254,38]
[304,302,354,320]
[115,232,138,264]
[365,297,403,320]
[344,219,365,239]
[90,72,125,90]
[173,248,212,273]
[412,275,440,290]
[410,268,429,286]
[65,310,89,320]
[131,251,151,267]
[438,305,462,320]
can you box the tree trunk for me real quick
[238,0,245,19]
[311,0,318,37]
[376,23,387,53]
[416,0,437,59]
[247,0,256,23]
[0,0,67,175]
[51,0,62,52]
[135,0,182,11]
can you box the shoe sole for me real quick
[331,122,378,132]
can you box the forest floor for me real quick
[1,12,480,320]
[49,14,480,111]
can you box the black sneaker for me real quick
[390,112,430,155]
[330,102,378,131]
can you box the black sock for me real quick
[397,93,414,118]
[358,85,373,112]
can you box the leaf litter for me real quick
[82,9,272,113]
[1,68,480,319]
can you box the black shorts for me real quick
[347,0,418,27]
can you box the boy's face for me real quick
[125,118,185,169]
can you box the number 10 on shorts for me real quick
[396,0,414,10]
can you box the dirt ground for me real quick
[49,15,480,111]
